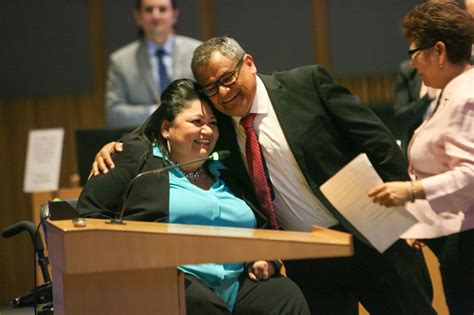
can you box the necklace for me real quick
[179,166,205,184]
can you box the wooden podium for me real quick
[47,219,353,315]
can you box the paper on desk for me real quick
[320,153,418,253]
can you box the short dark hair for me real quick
[135,0,177,10]
[191,37,246,80]
[402,0,474,64]
[137,79,213,160]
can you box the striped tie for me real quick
[240,113,278,229]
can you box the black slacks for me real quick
[285,226,436,315]
[425,229,474,315]
[184,272,310,315]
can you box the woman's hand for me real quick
[89,142,123,178]
[247,260,275,282]
[368,181,412,207]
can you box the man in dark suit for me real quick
[190,36,435,314]
[93,36,435,314]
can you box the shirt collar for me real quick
[233,76,270,125]
[442,67,474,101]
[147,34,175,56]
[250,76,270,115]
[152,144,170,160]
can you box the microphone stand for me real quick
[109,150,230,225]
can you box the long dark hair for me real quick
[135,79,213,161]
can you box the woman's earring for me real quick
[439,64,443,69]
[166,139,172,153]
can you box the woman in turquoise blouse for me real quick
[77,79,309,315]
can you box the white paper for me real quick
[23,128,64,193]
[320,153,418,253]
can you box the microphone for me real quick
[109,150,230,224]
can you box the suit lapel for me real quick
[172,36,182,79]
[172,36,189,80]
[258,74,311,179]
[215,111,257,205]
[137,40,159,100]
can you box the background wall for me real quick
[327,0,416,76]
[0,0,421,303]
[0,0,93,99]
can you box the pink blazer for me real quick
[404,68,474,238]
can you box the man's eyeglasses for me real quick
[202,57,244,97]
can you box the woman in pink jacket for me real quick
[369,2,473,314]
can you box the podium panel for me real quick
[47,219,353,314]
[52,267,184,315]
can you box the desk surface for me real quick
[47,219,353,274]
[48,219,351,245]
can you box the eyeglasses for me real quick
[408,45,432,59]
[408,47,424,57]
[202,57,244,97]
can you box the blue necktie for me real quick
[156,49,171,93]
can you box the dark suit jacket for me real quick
[77,139,170,221]
[215,65,410,244]
[77,138,269,228]
[393,60,432,154]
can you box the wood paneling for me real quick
[0,0,106,303]
[337,74,397,104]
[312,0,396,105]
[313,0,331,69]
[200,0,215,40]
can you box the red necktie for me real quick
[240,113,278,229]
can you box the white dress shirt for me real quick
[232,77,338,231]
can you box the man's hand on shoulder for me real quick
[89,141,123,178]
